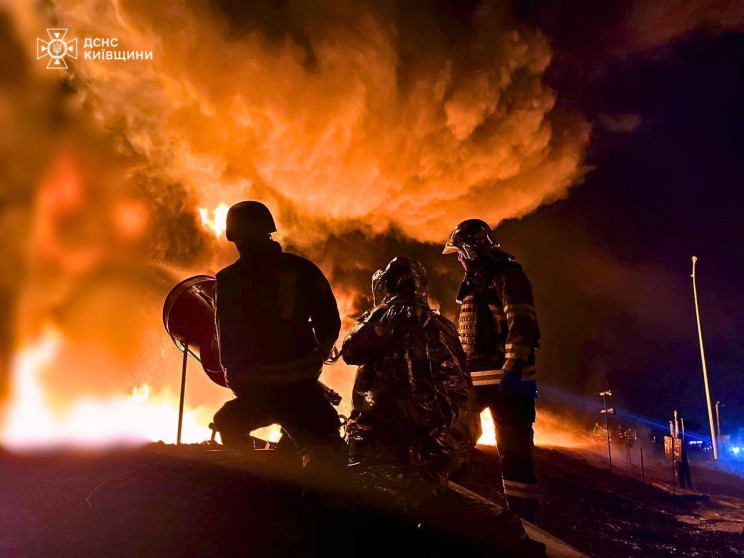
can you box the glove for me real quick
[499,370,523,395]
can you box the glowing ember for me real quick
[199,204,230,238]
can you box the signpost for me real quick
[599,390,614,473]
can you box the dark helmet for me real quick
[225,201,277,243]
[442,218,497,261]
[372,257,428,305]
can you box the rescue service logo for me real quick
[36,29,153,70]
[37,28,77,70]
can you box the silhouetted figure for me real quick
[677,445,693,489]
[342,257,544,556]
[444,219,541,522]
[213,201,344,469]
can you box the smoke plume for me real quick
[1,0,737,438]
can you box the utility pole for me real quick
[600,390,614,473]
[691,256,718,460]
[715,401,722,439]
[669,421,677,494]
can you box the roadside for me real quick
[459,445,744,557]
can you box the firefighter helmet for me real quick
[442,219,497,260]
[373,257,428,305]
[225,201,277,243]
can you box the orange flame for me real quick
[199,204,230,238]
[2,327,214,448]
[478,408,590,449]
[1,326,290,449]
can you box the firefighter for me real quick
[443,219,540,521]
[212,201,344,470]
[341,258,544,555]
[342,257,479,488]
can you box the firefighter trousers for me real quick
[213,380,344,467]
[476,386,539,517]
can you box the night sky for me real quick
[498,1,744,433]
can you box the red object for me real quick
[163,275,226,387]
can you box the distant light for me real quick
[732,446,741,455]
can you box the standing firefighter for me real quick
[213,201,344,469]
[444,219,540,521]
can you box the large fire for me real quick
[1,325,285,449]
[1,326,213,448]
[0,1,594,453]
[0,198,587,450]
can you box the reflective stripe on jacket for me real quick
[457,260,539,391]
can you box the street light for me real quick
[599,390,614,473]
[691,256,718,459]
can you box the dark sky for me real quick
[496,1,744,433]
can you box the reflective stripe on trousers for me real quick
[503,479,540,500]
[470,365,536,385]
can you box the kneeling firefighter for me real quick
[213,201,345,469]
[342,258,544,555]
[444,219,541,521]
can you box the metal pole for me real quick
[177,344,188,446]
[670,421,676,494]
[604,394,612,473]
[715,401,721,439]
[640,447,645,485]
[691,256,718,459]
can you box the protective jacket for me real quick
[457,248,539,397]
[215,240,341,388]
[343,258,479,484]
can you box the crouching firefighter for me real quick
[341,258,544,555]
[444,219,541,521]
[213,201,345,470]
[342,257,478,488]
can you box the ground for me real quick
[460,445,744,557]
[1,442,742,557]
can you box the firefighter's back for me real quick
[216,247,321,371]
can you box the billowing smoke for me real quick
[55,0,590,243]
[0,0,736,441]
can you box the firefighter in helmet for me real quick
[341,258,545,555]
[212,201,344,469]
[443,219,540,520]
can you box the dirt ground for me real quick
[459,444,744,557]
[1,442,742,557]
[0,444,537,557]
